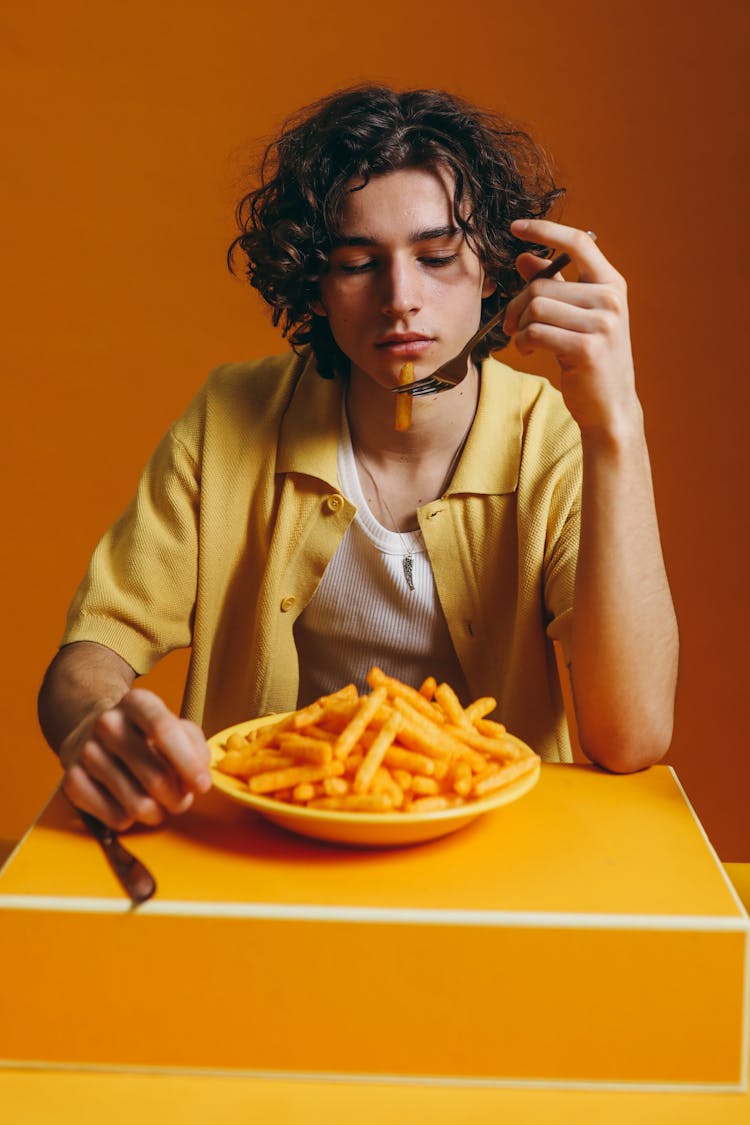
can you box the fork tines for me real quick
[401,376,452,396]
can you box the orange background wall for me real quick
[2,2,748,857]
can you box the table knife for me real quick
[78,810,157,905]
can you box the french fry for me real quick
[307,793,396,812]
[370,767,405,808]
[217,749,295,779]
[404,795,452,813]
[435,682,472,730]
[472,762,501,788]
[464,697,498,723]
[248,760,344,795]
[382,746,436,776]
[419,676,437,700]
[323,776,350,797]
[354,710,402,793]
[411,775,440,796]
[320,684,359,705]
[392,698,466,760]
[391,768,414,792]
[443,737,489,772]
[290,701,325,729]
[246,715,294,751]
[431,759,449,781]
[293,685,358,728]
[342,748,365,775]
[301,724,338,743]
[394,362,414,431]
[334,686,388,760]
[446,758,473,796]
[367,667,446,724]
[215,748,255,777]
[472,755,540,797]
[277,733,333,765]
[292,781,320,802]
[315,703,360,734]
[444,724,521,762]
[474,717,508,738]
[225,732,249,752]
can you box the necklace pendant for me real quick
[402,554,415,592]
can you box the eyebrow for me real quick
[330,224,460,249]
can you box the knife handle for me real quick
[78,810,157,905]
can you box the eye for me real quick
[337,260,376,274]
[420,254,458,268]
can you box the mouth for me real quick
[375,333,434,356]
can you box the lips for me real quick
[375,333,434,355]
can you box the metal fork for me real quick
[392,237,594,397]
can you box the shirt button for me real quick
[280,596,297,613]
[325,494,344,512]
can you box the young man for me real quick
[38,86,679,831]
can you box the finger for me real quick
[514,293,619,338]
[76,737,168,826]
[181,720,212,770]
[505,279,623,337]
[120,689,212,793]
[62,762,137,832]
[517,301,591,338]
[93,707,194,814]
[511,322,609,370]
[515,251,568,285]
[510,220,614,284]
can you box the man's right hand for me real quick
[59,688,212,830]
[39,641,213,831]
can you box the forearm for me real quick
[502,219,678,768]
[570,416,679,772]
[38,640,136,754]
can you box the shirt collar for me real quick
[277,350,344,488]
[448,356,523,496]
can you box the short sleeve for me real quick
[61,424,200,674]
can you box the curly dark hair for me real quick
[228,85,564,378]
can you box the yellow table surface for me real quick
[2,771,749,1121]
[1,763,743,916]
[2,1061,750,1124]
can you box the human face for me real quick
[315,165,496,390]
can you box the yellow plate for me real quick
[208,715,541,848]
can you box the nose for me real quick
[380,256,421,319]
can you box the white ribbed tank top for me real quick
[294,406,468,705]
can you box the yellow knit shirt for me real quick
[62,350,582,761]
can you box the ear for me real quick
[310,298,327,317]
[481,275,498,300]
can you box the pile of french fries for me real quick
[216,667,540,814]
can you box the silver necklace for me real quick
[354,450,420,590]
[353,435,469,593]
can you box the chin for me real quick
[350,364,402,390]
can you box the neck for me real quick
[346,364,480,532]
